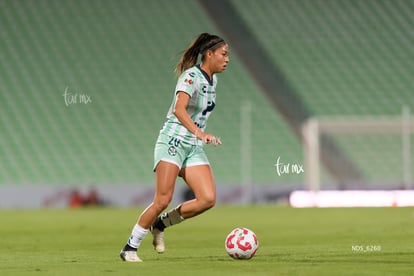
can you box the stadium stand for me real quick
[1,0,413,199]
[229,0,414,187]
[0,0,300,190]
[231,0,414,116]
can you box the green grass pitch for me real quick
[1,205,413,275]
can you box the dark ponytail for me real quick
[175,33,225,77]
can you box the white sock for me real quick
[127,224,148,249]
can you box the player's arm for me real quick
[174,91,221,145]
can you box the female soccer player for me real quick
[120,33,229,262]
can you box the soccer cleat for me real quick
[151,227,165,253]
[119,250,142,262]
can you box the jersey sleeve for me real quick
[175,70,197,97]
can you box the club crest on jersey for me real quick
[168,146,177,156]
[184,78,193,85]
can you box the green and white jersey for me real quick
[160,64,217,145]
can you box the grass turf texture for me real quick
[1,206,413,276]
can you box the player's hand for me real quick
[199,132,222,146]
[206,135,222,146]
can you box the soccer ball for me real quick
[225,227,259,259]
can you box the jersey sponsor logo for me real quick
[202,101,215,115]
[184,78,193,85]
[194,121,206,129]
[201,85,207,94]
[188,72,196,77]
[201,85,215,95]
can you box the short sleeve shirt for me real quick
[160,65,217,145]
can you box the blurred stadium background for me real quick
[1,0,413,208]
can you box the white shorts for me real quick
[153,133,210,171]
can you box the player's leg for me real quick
[150,145,214,253]
[139,161,180,228]
[120,161,179,262]
[151,164,216,248]
[178,164,216,218]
